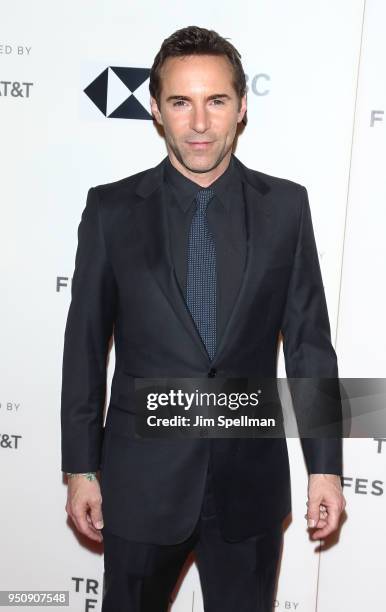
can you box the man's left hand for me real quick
[305,474,346,540]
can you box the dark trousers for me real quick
[101,461,283,611]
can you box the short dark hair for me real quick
[149,25,247,118]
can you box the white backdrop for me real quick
[1,1,385,610]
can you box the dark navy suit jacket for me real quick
[61,154,343,544]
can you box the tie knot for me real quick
[195,188,215,214]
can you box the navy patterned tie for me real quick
[186,188,216,361]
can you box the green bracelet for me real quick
[67,472,97,481]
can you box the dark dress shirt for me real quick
[163,153,247,353]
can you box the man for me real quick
[61,25,346,611]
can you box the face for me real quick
[150,54,247,183]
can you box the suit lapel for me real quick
[211,175,272,366]
[135,155,272,366]
[137,160,211,360]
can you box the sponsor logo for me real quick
[342,476,383,496]
[84,66,152,119]
[0,81,33,97]
[0,433,22,449]
[71,577,101,611]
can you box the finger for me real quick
[72,511,103,542]
[75,514,101,540]
[90,505,104,530]
[311,524,334,539]
[307,500,322,527]
[78,520,103,542]
[310,508,341,539]
[309,523,328,537]
[304,512,327,520]
[308,519,329,535]
[326,506,341,529]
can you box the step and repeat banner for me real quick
[1,1,385,610]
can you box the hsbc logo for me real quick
[84,66,152,120]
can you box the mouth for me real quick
[186,141,214,150]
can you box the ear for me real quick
[150,96,163,125]
[237,94,247,124]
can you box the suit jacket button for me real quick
[207,368,217,378]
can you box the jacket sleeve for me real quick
[60,187,117,473]
[281,186,343,476]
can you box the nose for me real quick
[190,104,210,133]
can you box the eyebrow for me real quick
[165,93,232,102]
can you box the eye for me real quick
[173,100,187,107]
[211,99,225,105]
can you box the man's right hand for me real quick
[65,475,104,543]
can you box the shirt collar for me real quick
[164,153,239,212]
